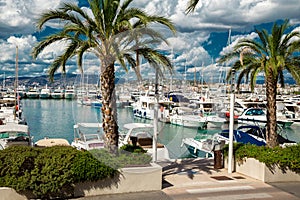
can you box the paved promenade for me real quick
[78,158,300,200]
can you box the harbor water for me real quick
[22,99,300,159]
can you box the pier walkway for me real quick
[77,158,300,200]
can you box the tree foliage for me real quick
[219,20,300,147]
[32,0,176,153]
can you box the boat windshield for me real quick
[0,132,28,139]
[83,134,101,141]
[245,108,265,116]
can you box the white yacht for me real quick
[40,86,51,99]
[64,87,76,99]
[71,123,105,151]
[132,91,172,121]
[26,87,40,98]
[0,123,32,149]
[238,107,293,128]
[169,107,207,129]
[119,123,171,162]
[51,88,64,99]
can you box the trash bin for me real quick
[214,150,223,169]
[213,143,223,169]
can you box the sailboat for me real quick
[0,46,32,149]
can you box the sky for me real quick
[1,0,300,84]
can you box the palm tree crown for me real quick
[219,20,300,147]
[32,0,176,153]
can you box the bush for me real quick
[223,143,300,174]
[0,146,117,199]
[90,146,152,169]
[120,144,147,153]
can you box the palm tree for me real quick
[186,0,200,14]
[32,0,176,153]
[219,20,300,147]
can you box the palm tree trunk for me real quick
[100,63,119,154]
[265,72,278,148]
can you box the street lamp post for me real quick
[153,68,159,162]
[228,69,236,174]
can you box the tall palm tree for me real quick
[219,20,300,147]
[32,0,176,153]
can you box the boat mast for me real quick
[14,46,19,120]
[2,72,5,90]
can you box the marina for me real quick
[19,98,300,159]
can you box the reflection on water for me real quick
[22,99,300,159]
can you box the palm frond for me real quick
[185,0,200,14]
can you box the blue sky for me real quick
[0,0,300,84]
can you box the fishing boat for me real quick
[71,122,105,151]
[119,123,171,162]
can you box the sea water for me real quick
[22,99,300,159]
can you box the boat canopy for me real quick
[74,123,102,128]
[0,124,29,133]
[123,123,153,130]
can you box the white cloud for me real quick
[1,0,300,80]
[0,0,74,37]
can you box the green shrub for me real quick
[223,143,300,174]
[0,146,39,191]
[120,144,147,153]
[0,146,117,199]
[90,147,152,169]
[72,150,117,182]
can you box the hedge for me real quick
[223,143,300,174]
[0,146,117,199]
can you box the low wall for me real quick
[235,158,300,183]
[74,162,162,197]
[0,163,162,199]
[0,187,27,200]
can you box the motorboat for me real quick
[0,106,25,125]
[35,137,70,147]
[71,123,105,151]
[132,91,172,121]
[40,86,51,99]
[237,125,296,147]
[91,99,102,107]
[182,124,296,158]
[0,123,32,149]
[51,88,65,99]
[64,87,76,99]
[205,112,228,128]
[181,125,267,158]
[119,123,171,162]
[26,88,40,99]
[169,107,207,129]
[238,107,293,128]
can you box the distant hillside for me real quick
[1,73,127,88]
